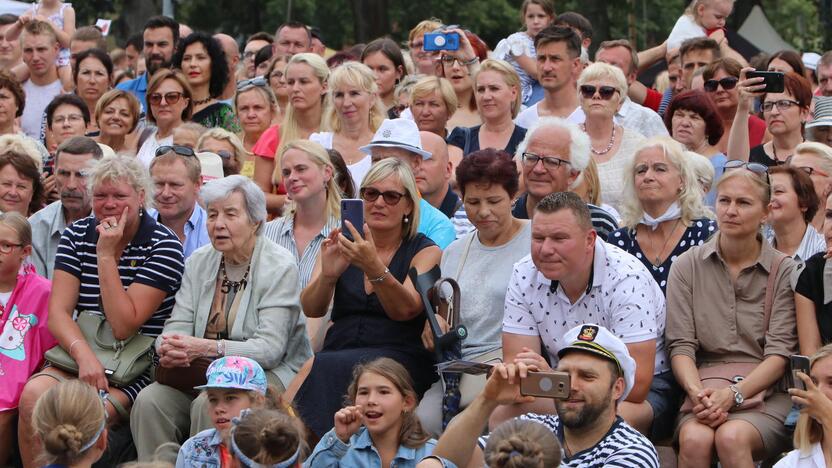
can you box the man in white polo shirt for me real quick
[495,191,671,437]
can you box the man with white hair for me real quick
[512,117,617,240]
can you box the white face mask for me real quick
[580,46,589,64]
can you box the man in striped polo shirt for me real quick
[421,324,659,468]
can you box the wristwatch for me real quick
[729,384,744,408]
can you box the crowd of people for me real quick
[4,0,832,466]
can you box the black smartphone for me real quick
[746,70,785,93]
[340,199,364,241]
[520,371,571,399]
[790,354,811,391]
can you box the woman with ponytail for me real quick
[32,380,107,468]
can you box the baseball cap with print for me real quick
[194,356,268,395]
[557,324,637,400]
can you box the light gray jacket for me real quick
[159,235,312,388]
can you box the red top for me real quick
[251,125,286,194]
[748,115,767,147]
[643,87,663,112]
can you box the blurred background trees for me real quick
[78,0,831,54]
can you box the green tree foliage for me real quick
[78,0,828,53]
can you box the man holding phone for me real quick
[420,324,658,468]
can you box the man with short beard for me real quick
[29,136,102,278]
[421,324,659,468]
[117,15,179,113]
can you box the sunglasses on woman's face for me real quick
[703,77,739,93]
[148,91,184,106]
[360,187,407,205]
[579,85,619,100]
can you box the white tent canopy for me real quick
[738,5,795,53]
[0,0,30,15]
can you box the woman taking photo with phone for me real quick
[729,69,813,166]
[438,28,489,130]
[289,158,441,439]
[778,344,832,468]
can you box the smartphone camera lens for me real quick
[539,377,553,392]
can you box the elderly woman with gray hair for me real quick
[16,154,185,467]
[130,175,312,462]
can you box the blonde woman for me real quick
[292,158,441,438]
[264,140,341,348]
[197,128,252,178]
[447,59,526,160]
[310,61,386,188]
[573,157,621,222]
[611,137,715,296]
[17,155,185,467]
[410,76,458,139]
[777,344,832,467]
[254,53,329,214]
[235,79,278,152]
[577,62,645,211]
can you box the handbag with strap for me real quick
[44,310,156,388]
[680,253,787,413]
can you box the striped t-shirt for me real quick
[480,413,659,468]
[54,212,185,337]
[263,215,337,289]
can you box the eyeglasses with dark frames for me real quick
[155,145,196,158]
[579,85,619,100]
[360,187,408,205]
[521,152,572,170]
[703,77,739,93]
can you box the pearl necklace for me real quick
[581,124,617,155]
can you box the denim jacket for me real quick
[176,428,223,468]
[304,427,437,467]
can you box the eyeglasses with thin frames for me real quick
[237,76,268,91]
[148,92,184,106]
[360,187,408,205]
[724,159,770,184]
[0,241,23,255]
[761,99,800,113]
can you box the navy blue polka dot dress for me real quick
[610,218,717,295]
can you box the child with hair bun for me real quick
[230,408,307,467]
[306,358,437,467]
[31,380,107,468]
[485,419,561,468]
